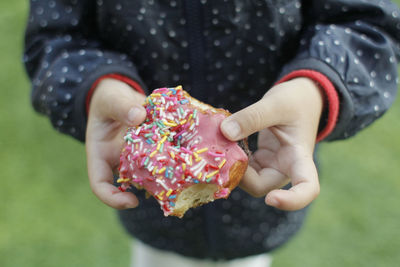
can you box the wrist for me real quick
[276,70,339,142]
[292,77,324,119]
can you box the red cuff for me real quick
[276,70,339,142]
[85,73,145,114]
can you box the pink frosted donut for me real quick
[118,86,248,218]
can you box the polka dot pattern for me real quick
[24,0,400,260]
[119,184,307,260]
[280,1,400,140]
[25,0,146,141]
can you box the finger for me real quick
[87,147,139,209]
[240,147,289,197]
[220,90,289,141]
[265,153,320,211]
[240,166,289,197]
[92,79,147,126]
[109,97,147,126]
[92,181,139,210]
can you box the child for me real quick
[24,0,400,266]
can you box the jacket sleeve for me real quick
[279,0,400,141]
[23,0,146,142]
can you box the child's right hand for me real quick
[85,78,146,209]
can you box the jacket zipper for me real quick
[183,0,207,100]
[183,1,219,258]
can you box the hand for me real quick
[86,78,146,209]
[220,78,324,211]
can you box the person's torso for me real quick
[96,0,304,111]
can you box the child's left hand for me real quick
[220,78,324,211]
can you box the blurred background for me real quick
[1,1,399,267]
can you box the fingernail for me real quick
[127,107,141,124]
[126,202,139,209]
[123,198,139,209]
[222,120,241,140]
[266,196,279,207]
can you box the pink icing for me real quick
[118,86,248,216]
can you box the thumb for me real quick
[90,78,147,126]
[220,92,285,141]
[119,104,147,126]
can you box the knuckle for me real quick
[253,190,267,198]
[242,105,264,133]
[249,187,266,198]
[241,182,265,198]
[114,203,128,210]
[313,183,321,199]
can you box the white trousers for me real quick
[131,240,272,267]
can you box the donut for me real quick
[118,86,248,218]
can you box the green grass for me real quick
[1,2,400,267]
[0,2,130,267]
[273,100,400,267]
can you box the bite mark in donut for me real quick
[118,86,248,217]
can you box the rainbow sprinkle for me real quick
[118,86,231,216]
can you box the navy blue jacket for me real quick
[24,0,400,260]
